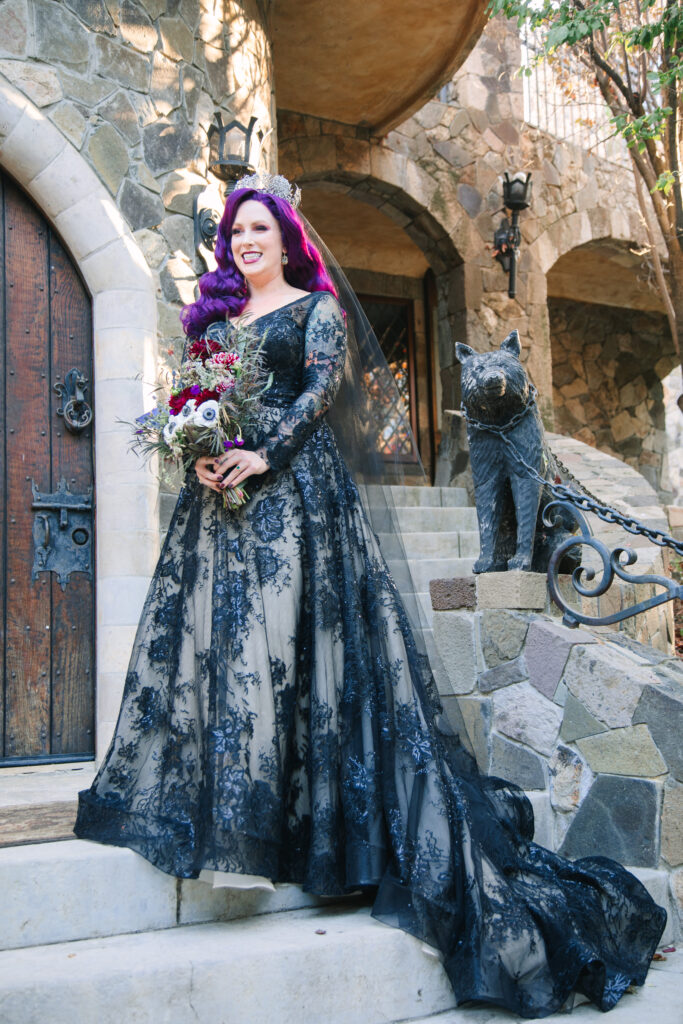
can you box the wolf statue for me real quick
[456,330,573,574]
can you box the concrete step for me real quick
[389,559,475,598]
[0,904,457,1024]
[440,487,470,507]
[0,839,326,951]
[397,530,479,561]
[457,530,480,558]
[381,530,457,559]
[420,627,448,690]
[0,764,96,847]
[416,591,435,627]
[410,951,681,1024]
[364,485,470,507]
[395,507,478,533]
[398,592,435,628]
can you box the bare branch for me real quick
[615,4,635,101]
[634,167,677,339]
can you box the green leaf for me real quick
[653,170,677,196]
[547,23,570,49]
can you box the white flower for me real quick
[193,400,220,428]
[162,416,181,445]
[178,399,197,420]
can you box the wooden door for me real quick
[1,171,95,766]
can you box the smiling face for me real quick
[230,199,286,288]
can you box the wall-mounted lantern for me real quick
[207,114,258,184]
[194,114,260,258]
[492,171,532,300]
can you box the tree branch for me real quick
[663,0,683,253]
[634,166,677,342]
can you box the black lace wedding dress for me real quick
[75,290,666,1019]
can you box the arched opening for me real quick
[547,239,677,499]
[293,176,464,483]
[0,78,158,759]
[0,169,95,766]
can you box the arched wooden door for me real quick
[1,171,95,766]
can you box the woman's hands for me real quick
[195,449,269,493]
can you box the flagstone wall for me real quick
[550,299,678,502]
[435,597,683,940]
[279,15,676,498]
[430,434,682,936]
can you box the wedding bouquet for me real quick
[131,321,273,509]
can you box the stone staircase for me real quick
[370,484,478,652]
[1,833,677,1024]
[0,484,476,1023]
[1,484,679,1023]
[0,839,458,1023]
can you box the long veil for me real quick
[300,219,668,1020]
[296,213,475,757]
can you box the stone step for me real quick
[385,531,479,560]
[0,764,96,847]
[405,558,475,592]
[409,952,682,1024]
[395,506,478,533]
[364,485,470,507]
[0,904,457,1024]
[416,591,435,627]
[0,839,326,952]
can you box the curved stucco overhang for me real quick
[272,0,489,134]
[547,239,666,314]
[0,76,159,757]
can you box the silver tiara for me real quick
[234,172,302,209]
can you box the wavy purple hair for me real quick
[181,188,338,339]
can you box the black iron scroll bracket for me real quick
[462,407,683,630]
[544,498,683,629]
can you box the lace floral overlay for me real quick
[75,291,665,1018]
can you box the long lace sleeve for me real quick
[255,292,346,472]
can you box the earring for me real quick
[281,252,288,265]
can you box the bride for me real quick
[74,173,665,1019]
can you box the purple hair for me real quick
[181,188,338,339]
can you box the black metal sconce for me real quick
[208,113,258,184]
[194,114,260,253]
[492,172,532,299]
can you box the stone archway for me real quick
[280,135,468,484]
[544,237,676,499]
[0,77,159,758]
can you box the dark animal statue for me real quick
[456,330,573,574]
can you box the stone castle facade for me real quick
[0,0,678,755]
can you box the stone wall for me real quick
[278,16,668,491]
[0,0,275,753]
[0,0,275,362]
[432,572,683,941]
[550,299,678,502]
